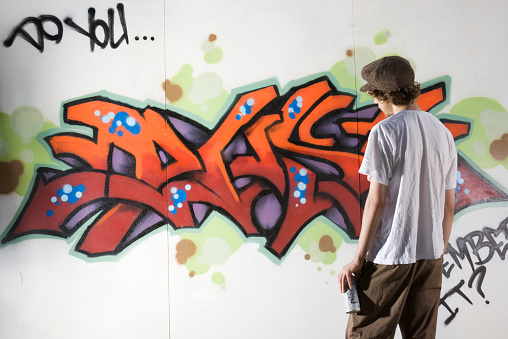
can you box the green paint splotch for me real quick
[164,64,228,123]
[374,30,391,45]
[175,214,243,277]
[298,221,342,265]
[202,34,223,64]
[211,272,226,290]
[450,97,508,169]
[0,107,57,195]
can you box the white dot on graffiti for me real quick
[126,117,136,126]
[116,120,122,126]
[75,191,82,198]
[94,110,101,116]
[288,107,294,113]
[185,184,191,191]
[63,185,72,193]
[297,102,303,108]
[240,106,246,114]
[171,187,177,194]
[51,197,57,203]
[174,194,179,200]
[300,197,307,204]
[298,182,306,191]
[296,96,303,103]
[61,195,68,202]
[247,98,255,106]
[299,168,307,176]
[101,116,110,123]
[200,105,208,113]
[169,205,175,211]
[108,112,115,119]
[294,190,301,198]
[177,203,183,208]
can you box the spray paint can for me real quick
[344,276,361,314]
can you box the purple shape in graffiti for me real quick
[167,116,209,147]
[254,192,282,230]
[63,201,111,233]
[190,203,211,224]
[124,210,165,244]
[110,146,136,177]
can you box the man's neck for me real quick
[392,102,421,115]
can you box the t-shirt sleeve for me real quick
[358,126,393,186]
[444,132,458,190]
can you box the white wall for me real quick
[1,1,507,338]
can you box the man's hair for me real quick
[367,83,421,106]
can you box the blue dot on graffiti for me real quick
[57,184,86,204]
[104,111,141,136]
[172,189,187,204]
[294,173,310,184]
[236,99,255,120]
[47,210,54,217]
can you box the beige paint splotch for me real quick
[10,106,44,143]
[188,72,224,107]
[200,237,230,266]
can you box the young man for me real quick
[338,56,457,339]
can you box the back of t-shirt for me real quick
[359,110,457,265]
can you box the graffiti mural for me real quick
[3,75,493,264]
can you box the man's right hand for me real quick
[338,258,364,293]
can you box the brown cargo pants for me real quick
[346,257,443,339]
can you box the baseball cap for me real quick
[359,56,415,92]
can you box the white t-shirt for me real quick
[359,110,457,265]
